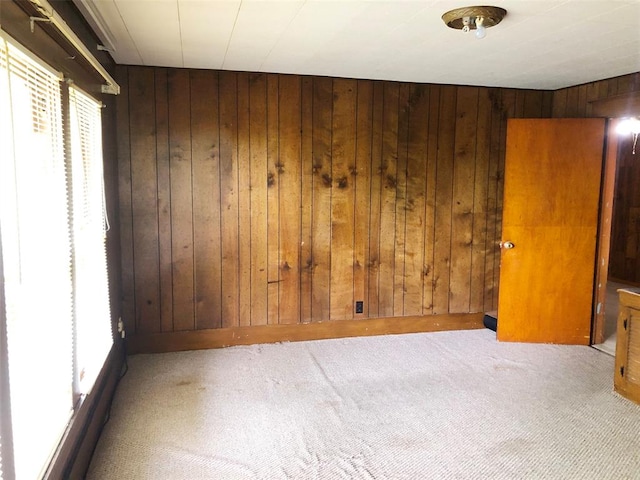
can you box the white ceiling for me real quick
[74,0,640,90]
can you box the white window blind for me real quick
[0,37,73,479]
[68,86,113,395]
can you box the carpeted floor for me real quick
[87,329,640,479]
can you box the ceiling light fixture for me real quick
[617,117,640,155]
[442,6,507,40]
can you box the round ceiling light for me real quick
[442,6,507,39]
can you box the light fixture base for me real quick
[442,6,507,31]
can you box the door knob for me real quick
[500,241,515,249]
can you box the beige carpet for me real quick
[87,329,640,479]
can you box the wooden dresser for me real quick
[614,288,640,405]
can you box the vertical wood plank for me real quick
[484,89,503,311]
[588,80,602,102]
[565,86,579,117]
[494,89,516,308]
[368,81,384,317]
[266,74,280,325]
[523,90,543,118]
[607,78,618,98]
[168,68,194,331]
[403,84,429,316]
[219,71,240,328]
[552,88,568,117]
[541,91,554,117]
[470,87,492,312]
[617,75,631,94]
[237,73,252,327]
[300,76,314,323]
[432,85,457,314]
[330,78,357,320]
[597,80,611,101]
[423,85,440,315]
[629,73,640,93]
[129,66,161,334]
[514,90,525,118]
[190,70,222,330]
[449,86,478,313]
[249,73,268,326]
[353,80,373,317]
[576,84,588,117]
[116,66,136,334]
[378,82,399,317]
[609,138,627,278]
[585,82,600,117]
[311,77,332,322]
[393,84,410,316]
[278,74,302,324]
[155,68,174,332]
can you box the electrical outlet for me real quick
[355,301,364,314]
[117,317,125,339]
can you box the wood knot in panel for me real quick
[386,175,397,189]
[408,89,424,108]
[321,173,332,187]
[337,176,348,189]
[267,172,275,187]
[171,150,185,162]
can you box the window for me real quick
[68,86,112,395]
[0,37,74,480]
[0,35,112,479]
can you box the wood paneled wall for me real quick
[117,65,552,337]
[609,135,640,283]
[551,72,640,118]
[552,72,640,285]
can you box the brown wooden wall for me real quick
[551,72,640,118]
[552,72,640,284]
[117,65,553,337]
[609,135,640,284]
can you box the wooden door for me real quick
[497,118,607,344]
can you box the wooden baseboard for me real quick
[128,313,485,354]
